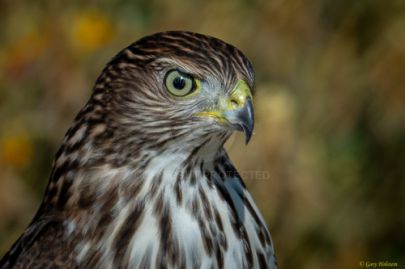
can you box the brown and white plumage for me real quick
[1,31,277,269]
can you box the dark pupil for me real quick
[172,76,186,90]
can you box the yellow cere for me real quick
[226,80,253,110]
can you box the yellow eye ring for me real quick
[164,70,196,97]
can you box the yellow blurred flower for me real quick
[0,133,33,168]
[71,11,114,54]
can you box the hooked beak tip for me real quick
[230,98,254,144]
[241,98,254,144]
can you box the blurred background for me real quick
[0,0,404,268]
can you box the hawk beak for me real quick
[223,80,254,144]
[196,80,254,144]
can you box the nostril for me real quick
[230,99,239,109]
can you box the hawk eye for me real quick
[164,70,196,97]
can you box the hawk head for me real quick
[86,31,255,160]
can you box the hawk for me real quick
[1,31,277,269]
